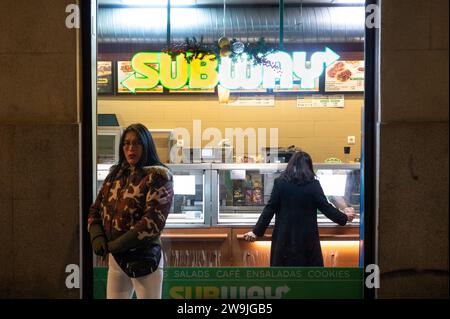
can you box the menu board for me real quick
[325,60,365,92]
[169,86,215,93]
[297,94,345,108]
[229,87,267,93]
[117,61,163,93]
[97,61,113,94]
[226,94,275,106]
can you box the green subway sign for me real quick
[94,267,363,299]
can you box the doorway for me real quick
[81,0,378,299]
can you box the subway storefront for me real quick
[85,0,375,299]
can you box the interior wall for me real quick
[98,94,363,163]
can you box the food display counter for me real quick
[94,161,361,267]
[163,163,361,267]
[96,126,121,191]
[166,164,210,225]
[166,163,361,227]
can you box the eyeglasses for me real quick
[123,140,142,148]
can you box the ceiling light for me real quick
[332,0,365,4]
[120,0,196,7]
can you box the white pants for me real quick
[107,253,164,299]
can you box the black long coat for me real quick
[253,177,348,267]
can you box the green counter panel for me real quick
[94,267,363,299]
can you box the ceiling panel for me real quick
[99,0,340,6]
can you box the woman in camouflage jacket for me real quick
[88,123,174,299]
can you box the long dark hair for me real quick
[118,123,162,168]
[280,151,316,185]
[105,123,165,186]
[108,123,163,181]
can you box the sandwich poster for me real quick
[325,61,365,92]
[97,61,113,94]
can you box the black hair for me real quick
[280,150,316,185]
[117,123,163,169]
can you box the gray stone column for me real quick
[378,0,449,298]
[0,0,80,298]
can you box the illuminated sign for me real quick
[121,48,340,93]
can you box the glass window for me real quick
[316,167,360,225]
[216,164,360,226]
[217,164,284,225]
[166,166,206,225]
[96,128,121,193]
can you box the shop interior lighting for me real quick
[316,171,348,196]
[337,6,366,25]
[120,0,196,6]
[252,241,359,247]
[173,175,197,195]
[254,241,272,247]
[331,0,365,4]
[117,8,167,28]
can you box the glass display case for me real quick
[95,160,361,227]
[315,164,361,224]
[162,163,361,269]
[213,163,360,225]
[213,163,286,225]
[166,163,361,227]
[94,163,361,268]
[166,164,210,226]
[96,127,121,192]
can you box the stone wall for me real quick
[0,0,80,298]
[377,0,449,298]
[0,0,447,298]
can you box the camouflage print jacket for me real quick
[88,164,174,252]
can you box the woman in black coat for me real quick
[244,151,355,267]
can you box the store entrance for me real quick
[83,0,377,299]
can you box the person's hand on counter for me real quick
[243,231,257,242]
[343,206,356,222]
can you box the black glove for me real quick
[92,236,108,257]
[107,231,141,254]
[89,223,108,257]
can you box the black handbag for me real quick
[112,241,161,278]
